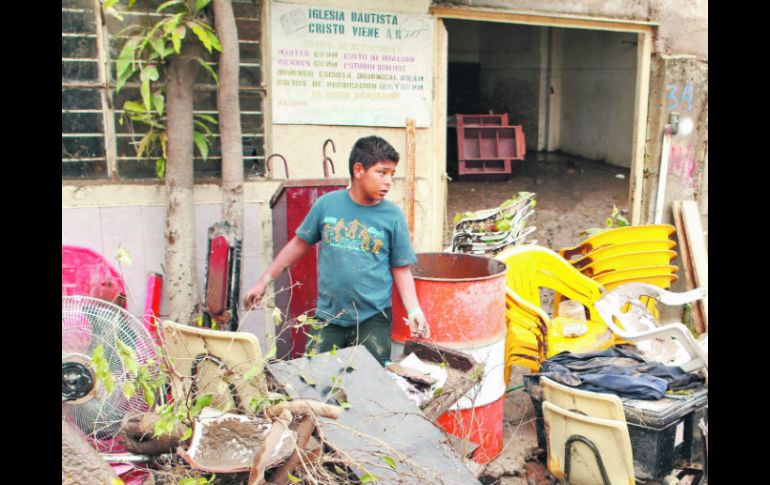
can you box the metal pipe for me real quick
[323,139,336,178]
[265,153,289,179]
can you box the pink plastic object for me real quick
[62,245,127,308]
[143,272,163,342]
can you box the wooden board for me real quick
[672,201,707,333]
[268,346,481,485]
[680,201,708,330]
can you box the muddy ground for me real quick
[444,152,631,251]
[444,152,631,482]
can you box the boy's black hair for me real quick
[348,136,400,176]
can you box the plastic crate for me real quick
[623,388,708,480]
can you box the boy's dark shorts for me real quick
[307,308,392,365]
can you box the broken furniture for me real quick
[540,377,636,484]
[268,345,482,484]
[159,320,268,412]
[494,245,615,378]
[455,113,526,177]
[529,368,708,481]
[62,245,127,307]
[201,221,241,331]
[391,252,507,463]
[594,282,708,373]
[450,192,536,255]
[269,167,348,359]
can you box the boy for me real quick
[244,136,429,364]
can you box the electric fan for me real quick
[62,295,163,454]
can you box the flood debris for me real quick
[269,345,482,484]
[178,408,273,473]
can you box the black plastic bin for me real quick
[523,375,707,481]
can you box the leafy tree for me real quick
[105,0,245,323]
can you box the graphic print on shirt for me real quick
[323,217,384,254]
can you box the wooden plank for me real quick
[268,346,481,485]
[680,201,708,330]
[405,118,417,240]
[672,201,705,334]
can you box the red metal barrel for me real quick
[392,252,507,463]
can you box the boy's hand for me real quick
[243,279,268,310]
[406,311,431,339]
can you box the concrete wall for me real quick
[445,20,544,150]
[478,23,542,150]
[558,29,637,167]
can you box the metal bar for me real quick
[62,109,103,113]
[62,133,105,137]
[62,33,97,38]
[61,58,99,62]
[92,0,118,180]
[563,435,612,485]
[62,158,106,162]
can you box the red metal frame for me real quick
[270,179,349,359]
[455,113,526,176]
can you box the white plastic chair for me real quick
[594,282,707,373]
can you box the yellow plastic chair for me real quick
[160,321,268,412]
[541,376,626,423]
[496,246,615,381]
[579,250,678,277]
[560,224,676,261]
[572,240,676,269]
[594,266,678,289]
[542,401,635,485]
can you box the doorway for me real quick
[434,10,653,251]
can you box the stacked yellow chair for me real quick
[557,225,679,322]
[495,245,615,383]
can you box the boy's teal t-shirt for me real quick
[295,189,416,327]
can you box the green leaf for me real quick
[330,344,337,356]
[190,22,212,52]
[149,36,166,58]
[196,113,217,124]
[171,31,181,54]
[380,455,397,470]
[287,473,301,484]
[116,340,139,374]
[141,381,156,408]
[141,78,152,111]
[194,132,209,160]
[333,465,346,476]
[140,66,159,82]
[360,472,377,483]
[432,387,444,398]
[123,381,136,399]
[155,158,166,179]
[181,426,193,441]
[157,0,182,12]
[194,120,213,135]
[116,245,133,267]
[340,402,352,410]
[206,29,222,52]
[152,92,164,114]
[116,38,138,81]
[178,478,197,485]
[195,0,212,12]
[271,307,283,325]
[123,101,145,113]
[191,394,214,417]
[196,58,219,85]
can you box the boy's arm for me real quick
[243,235,313,309]
[392,265,430,338]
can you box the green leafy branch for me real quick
[106,0,221,178]
[583,205,630,236]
